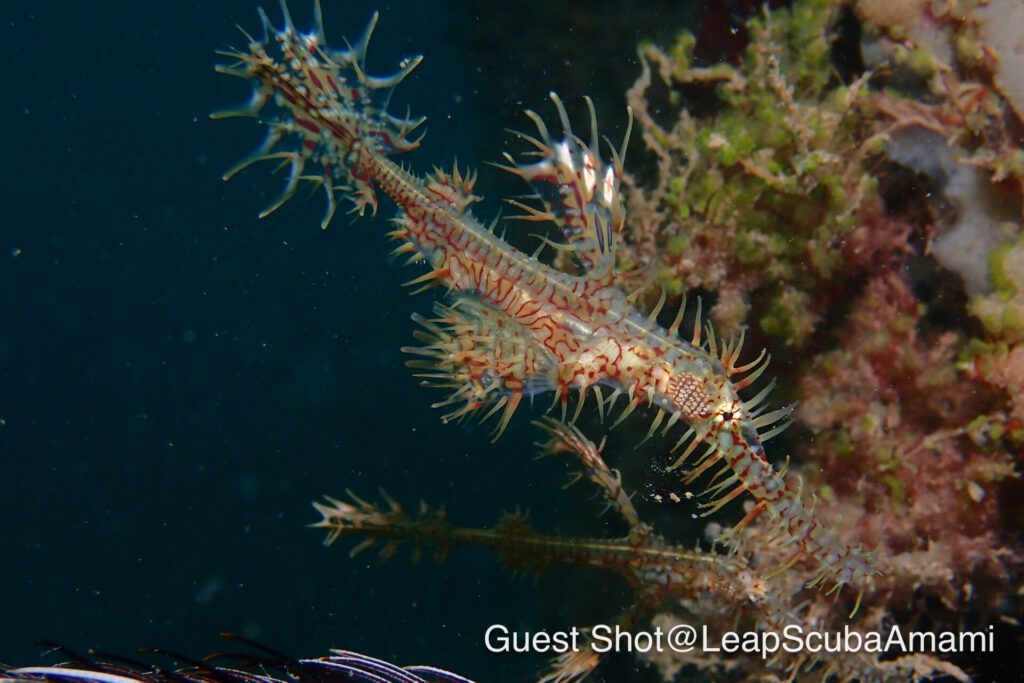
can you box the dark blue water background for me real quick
[0,2,695,681]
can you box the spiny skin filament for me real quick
[215,0,875,604]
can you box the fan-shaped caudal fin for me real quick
[497,92,633,276]
[213,0,425,225]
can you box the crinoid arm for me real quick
[311,489,454,565]
[533,416,650,535]
[213,0,426,224]
[498,93,633,276]
[3,633,478,683]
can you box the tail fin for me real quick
[213,0,425,224]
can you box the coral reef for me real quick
[614,0,1024,678]
[798,271,1015,608]
[623,0,888,345]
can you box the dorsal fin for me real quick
[497,92,632,276]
